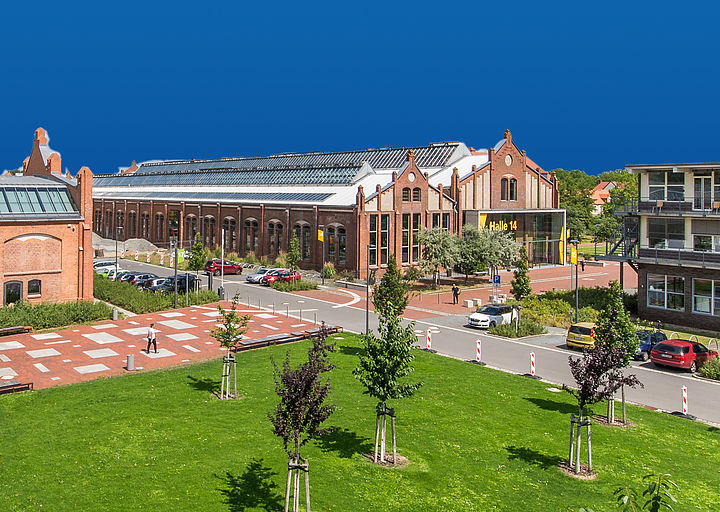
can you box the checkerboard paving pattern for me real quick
[1,302,315,390]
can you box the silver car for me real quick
[467,305,518,329]
[246,268,271,283]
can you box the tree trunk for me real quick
[621,384,627,424]
[373,410,380,463]
[380,405,387,463]
[575,412,582,474]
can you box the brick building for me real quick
[0,128,94,305]
[93,130,563,276]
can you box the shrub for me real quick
[226,251,241,262]
[403,266,424,284]
[336,270,356,282]
[0,300,112,330]
[244,251,258,265]
[93,273,219,314]
[699,357,720,380]
[321,262,336,279]
[271,281,319,292]
[274,251,288,268]
[489,320,547,338]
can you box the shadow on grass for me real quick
[187,375,220,396]
[506,445,563,469]
[525,397,577,415]
[315,427,373,458]
[710,426,719,433]
[217,458,283,512]
[338,345,363,356]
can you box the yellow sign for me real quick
[317,229,324,242]
[566,228,571,239]
[570,247,577,265]
[488,220,518,232]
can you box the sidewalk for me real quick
[0,302,318,390]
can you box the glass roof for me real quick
[92,190,332,203]
[0,186,78,215]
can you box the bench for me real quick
[0,380,33,395]
[0,326,33,337]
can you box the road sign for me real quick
[493,274,501,285]
[570,247,577,265]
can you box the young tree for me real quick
[614,473,679,512]
[286,234,301,271]
[459,224,485,283]
[269,327,336,512]
[510,245,532,301]
[416,227,460,286]
[373,253,409,316]
[186,232,206,284]
[354,302,423,464]
[554,168,598,239]
[209,294,251,399]
[594,281,640,423]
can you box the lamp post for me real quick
[114,226,122,278]
[366,244,376,336]
[571,239,579,322]
[171,238,178,309]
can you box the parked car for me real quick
[634,329,668,361]
[246,267,272,283]
[117,272,141,283]
[565,322,596,350]
[130,273,158,287]
[467,305,518,329]
[142,278,167,291]
[93,260,116,270]
[650,340,718,373]
[261,269,300,286]
[95,265,119,275]
[104,268,124,281]
[204,259,243,276]
[151,274,198,293]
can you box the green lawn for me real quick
[1,334,718,511]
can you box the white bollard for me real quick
[120,248,125,258]
[160,254,165,265]
[146,252,150,263]
[134,250,139,261]
[682,386,688,415]
[530,352,536,376]
[426,330,432,351]
[169,256,174,267]
[476,339,482,363]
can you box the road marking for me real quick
[331,289,361,308]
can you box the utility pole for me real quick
[365,244,375,336]
[570,239,579,323]
[115,226,122,279]
[172,238,178,309]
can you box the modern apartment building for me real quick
[607,163,720,330]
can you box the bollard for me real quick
[530,352,536,376]
[427,330,432,350]
[682,386,688,415]
[112,308,118,321]
[272,303,275,315]
[437,293,440,304]
[476,339,482,363]
[314,312,317,325]
[299,308,302,322]
[126,354,135,372]
[286,305,289,318]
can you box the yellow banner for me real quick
[318,229,324,242]
[570,247,577,265]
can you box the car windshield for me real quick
[569,325,592,336]
[636,330,651,342]
[655,343,688,355]
[476,306,500,315]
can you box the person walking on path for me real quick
[146,323,157,354]
[452,284,460,305]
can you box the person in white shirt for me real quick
[146,323,157,354]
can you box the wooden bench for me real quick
[0,380,33,395]
[0,326,33,337]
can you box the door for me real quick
[694,176,712,210]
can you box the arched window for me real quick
[509,179,517,201]
[141,213,150,239]
[327,227,336,262]
[154,214,165,242]
[94,211,102,232]
[402,188,410,202]
[412,188,421,202]
[105,209,113,238]
[338,227,346,265]
[244,219,258,255]
[202,217,216,247]
[501,178,509,201]
[28,279,41,297]
[294,223,312,260]
[4,281,22,306]
[268,221,283,256]
[223,218,237,251]
[185,216,198,241]
[128,211,137,238]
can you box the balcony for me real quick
[612,196,720,217]
[636,246,720,269]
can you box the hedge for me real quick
[0,300,112,330]
[271,280,318,292]
[489,320,547,338]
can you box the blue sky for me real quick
[1,2,718,175]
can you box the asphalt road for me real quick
[108,260,720,425]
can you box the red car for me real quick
[204,259,243,276]
[261,269,300,286]
[650,339,718,373]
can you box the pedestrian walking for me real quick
[146,322,157,354]
[452,284,460,305]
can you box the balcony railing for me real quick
[612,196,720,216]
[637,246,720,267]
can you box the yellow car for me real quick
[566,322,596,350]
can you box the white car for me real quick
[93,260,116,270]
[467,305,518,329]
[246,267,271,283]
[95,265,120,275]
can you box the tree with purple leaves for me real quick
[269,325,336,512]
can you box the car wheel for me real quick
[214,270,220,276]
[641,352,649,362]
[689,361,697,373]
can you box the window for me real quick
[28,279,41,296]
[648,171,684,201]
[268,221,282,256]
[4,281,22,306]
[412,188,421,202]
[327,227,335,262]
[412,213,421,262]
[380,214,389,265]
[128,211,137,238]
[168,210,180,239]
[369,215,378,266]
[647,274,685,311]
[647,218,684,249]
[501,178,508,201]
[402,188,410,202]
[692,279,720,316]
[244,219,258,254]
[203,217,216,247]
[402,214,410,263]
[432,213,440,228]
[223,218,237,251]
[155,214,165,242]
[442,213,450,231]
[338,227,346,265]
[509,179,517,201]
[293,224,311,260]
[185,216,198,241]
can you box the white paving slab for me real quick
[83,332,123,344]
[0,341,24,351]
[158,320,197,330]
[205,341,214,345]
[141,348,176,358]
[31,332,61,340]
[83,348,120,359]
[167,333,198,341]
[92,323,118,330]
[123,327,152,336]
[128,321,140,325]
[33,363,50,373]
[202,311,222,317]
[45,340,71,345]
[255,313,276,319]
[50,377,61,381]
[291,324,307,328]
[181,359,190,362]
[159,312,185,318]
[0,367,18,377]
[182,345,201,353]
[261,324,279,331]
[0,354,10,362]
[72,345,81,348]
[74,364,110,375]
[26,348,61,359]
[62,359,72,362]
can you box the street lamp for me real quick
[570,239,579,322]
[366,244,376,336]
[114,226,123,278]
[170,238,178,309]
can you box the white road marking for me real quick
[331,288,361,309]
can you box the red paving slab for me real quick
[0,302,317,390]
